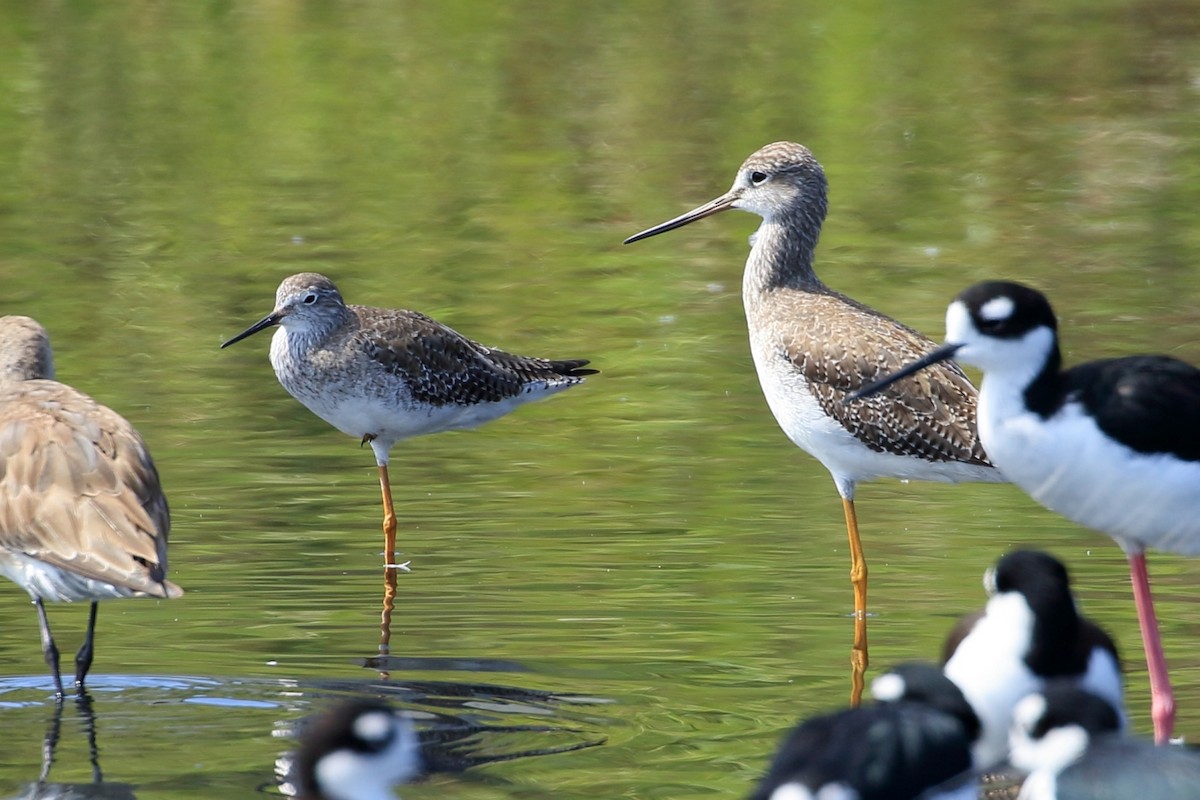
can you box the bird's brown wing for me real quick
[355,307,592,407]
[776,291,992,466]
[0,381,179,598]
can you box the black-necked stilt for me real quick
[849,280,1199,742]
[747,662,981,800]
[293,699,420,800]
[221,273,595,569]
[0,316,182,698]
[1011,683,1200,799]
[941,549,1122,768]
[624,142,1002,703]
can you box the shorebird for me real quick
[1011,684,1200,800]
[849,280,1200,743]
[940,550,1122,768]
[293,700,420,800]
[624,141,1002,703]
[747,662,982,800]
[0,315,182,697]
[221,273,595,568]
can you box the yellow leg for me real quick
[379,463,397,565]
[842,497,868,707]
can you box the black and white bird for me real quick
[849,280,1199,742]
[1010,683,1200,799]
[747,662,981,800]
[941,549,1122,768]
[292,700,420,800]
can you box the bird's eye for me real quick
[302,292,318,305]
[750,171,769,185]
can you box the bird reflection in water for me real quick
[10,693,137,800]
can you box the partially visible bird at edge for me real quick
[0,315,181,698]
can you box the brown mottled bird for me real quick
[221,273,595,567]
[0,315,181,697]
[625,142,1003,704]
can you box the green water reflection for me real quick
[1,1,1200,797]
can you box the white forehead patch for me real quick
[1012,693,1047,735]
[354,710,394,744]
[769,781,816,800]
[979,295,1015,322]
[983,565,997,596]
[871,672,905,702]
[769,782,859,800]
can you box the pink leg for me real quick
[1128,551,1175,743]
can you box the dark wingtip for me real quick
[564,359,598,377]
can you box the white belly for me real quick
[0,550,139,602]
[750,331,995,494]
[979,390,1200,555]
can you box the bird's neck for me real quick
[742,216,826,306]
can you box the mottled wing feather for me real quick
[781,292,992,466]
[0,381,177,598]
[354,307,593,408]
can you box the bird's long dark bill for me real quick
[221,313,281,348]
[623,192,738,244]
[845,342,964,402]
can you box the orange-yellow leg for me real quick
[842,497,868,707]
[378,463,397,566]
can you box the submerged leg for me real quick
[378,563,399,681]
[34,598,64,698]
[1128,551,1175,743]
[74,602,99,689]
[841,497,869,708]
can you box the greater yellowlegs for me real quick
[221,273,595,568]
[941,550,1122,768]
[1011,684,1200,799]
[293,700,420,800]
[0,316,182,697]
[748,662,981,800]
[624,142,1001,703]
[850,280,1200,743]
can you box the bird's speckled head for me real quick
[729,141,828,222]
[623,141,829,246]
[221,272,352,348]
[0,315,55,385]
[272,273,348,328]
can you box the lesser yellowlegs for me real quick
[624,142,1001,703]
[0,315,181,697]
[748,662,981,800]
[1011,684,1200,799]
[292,699,419,800]
[940,550,1122,768]
[221,272,595,568]
[851,280,1200,743]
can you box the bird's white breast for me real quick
[978,379,1200,555]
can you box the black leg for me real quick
[37,695,66,784]
[74,602,98,689]
[34,598,64,698]
[75,690,103,783]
